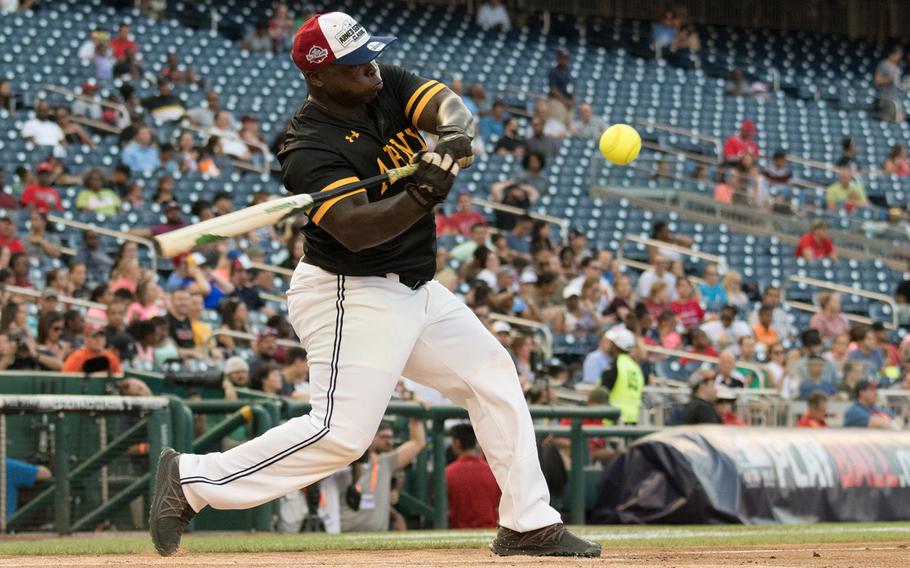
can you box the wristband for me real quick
[405,183,440,211]
[438,124,473,140]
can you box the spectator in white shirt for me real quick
[531,100,566,140]
[78,29,108,65]
[635,253,677,302]
[20,100,65,148]
[209,110,250,160]
[701,305,753,353]
[476,0,511,32]
[571,103,608,140]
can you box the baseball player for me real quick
[150,12,599,558]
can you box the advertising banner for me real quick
[591,426,910,523]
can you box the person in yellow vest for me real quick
[600,327,645,425]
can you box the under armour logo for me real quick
[345,130,360,143]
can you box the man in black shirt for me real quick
[151,11,597,560]
[683,369,723,425]
[166,289,201,362]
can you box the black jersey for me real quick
[278,64,444,280]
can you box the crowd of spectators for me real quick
[2,0,910,533]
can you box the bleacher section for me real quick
[1,0,907,369]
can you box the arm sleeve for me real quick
[601,364,618,391]
[380,64,446,128]
[280,147,365,226]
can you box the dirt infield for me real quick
[1,543,907,568]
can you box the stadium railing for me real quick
[47,215,159,274]
[2,283,108,324]
[617,234,724,277]
[39,84,130,132]
[782,274,899,329]
[636,119,724,162]
[593,183,906,267]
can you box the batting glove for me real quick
[405,152,460,210]
[434,125,474,168]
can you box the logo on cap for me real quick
[306,45,329,64]
[335,22,366,47]
[367,41,386,52]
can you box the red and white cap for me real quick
[291,12,396,72]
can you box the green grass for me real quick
[0,523,908,556]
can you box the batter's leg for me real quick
[402,281,562,533]
[178,266,426,512]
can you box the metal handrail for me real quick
[620,234,725,265]
[206,328,299,350]
[471,197,568,228]
[47,215,158,274]
[636,119,723,162]
[39,84,130,127]
[1,283,107,312]
[249,261,294,277]
[642,344,767,385]
[489,312,553,359]
[783,274,899,330]
[178,123,273,176]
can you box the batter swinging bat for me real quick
[154,163,418,258]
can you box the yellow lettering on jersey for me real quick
[375,158,390,194]
[388,132,414,157]
[382,143,407,168]
[403,127,427,150]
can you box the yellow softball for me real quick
[599,124,642,166]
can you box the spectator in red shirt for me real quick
[671,277,705,329]
[20,162,63,213]
[110,23,139,60]
[715,386,747,425]
[679,328,718,367]
[0,217,24,255]
[796,391,829,428]
[723,119,759,163]
[443,190,487,237]
[795,219,837,261]
[445,423,500,529]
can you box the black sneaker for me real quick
[490,523,601,557]
[149,448,196,556]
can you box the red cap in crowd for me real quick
[84,323,106,337]
[291,12,395,72]
[36,162,54,173]
[741,119,756,135]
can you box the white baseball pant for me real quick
[179,261,561,532]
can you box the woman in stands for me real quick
[54,106,94,148]
[66,261,90,299]
[217,298,251,352]
[35,311,68,371]
[644,280,672,322]
[722,270,748,307]
[530,221,555,255]
[152,175,176,205]
[809,292,850,341]
[125,279,164,323]
[698,263,727,312]
[648,220,693,264]
[509,335,535,393]
[175,131,199,173]
[279,233,305,271]
[110,257,142,294]
[604,275,633,324]
[671,277,705,329]
[85,284,111,323]
[762,342,788,390]
[824,332,851,374]
[882,144,910,177]
[43,268,68,295]
[0,300,38,369]
[21,210,61,258]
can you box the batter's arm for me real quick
[412,87,475,167]
[282,151,457,253]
